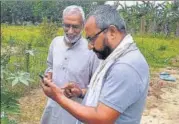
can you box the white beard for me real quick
[64,33,81,44]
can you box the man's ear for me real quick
[108,25,118,40]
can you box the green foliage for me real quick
[1,24,179,123]
[1,24,40,45]
[1,1,179,36]
[1,50,20,124]
[1,40,36,123]
[134,35,179,67]
[2,25,49,87]
[39,17,58,46]
[1,88,20,115]
[118,1,179,37]
[1,116,18,124]
[7,71,34,86]
[157,45,167,51]
[1,1,94,24]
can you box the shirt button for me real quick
[62,67,65,70]
[65,57,67,60]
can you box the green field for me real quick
[2,24,179,67]
[1,24,179,124]
[2,25,179,91]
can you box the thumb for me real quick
[43,78,55,87]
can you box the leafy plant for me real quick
[1,43,33,123]
[1,53,20,124]
[1,88,20,115]
[25,49,36,56]
[7,71,34,86]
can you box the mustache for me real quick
[66,33,81,40]
[66,34,75,38]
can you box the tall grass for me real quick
[134,35,179,67]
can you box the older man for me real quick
[40,5,99,124]
[41,5,149,124]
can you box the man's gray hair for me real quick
[63,5,85,23]
[87,5,126,33]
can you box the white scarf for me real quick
[85,34,135,106]
[77,34,135,124]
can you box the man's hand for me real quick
[41,76,64,101]
[41,77,119,124]
[63,82,83,98]
[46,72,52,79]
[39,72,52,86]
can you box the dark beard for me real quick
[93,45,112,60]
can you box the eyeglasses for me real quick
[62,23,81,30]
[86,28,107,43]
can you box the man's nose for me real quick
[68,27,74,34]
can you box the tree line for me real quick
[1,1,179,36]
[1,1,101,25]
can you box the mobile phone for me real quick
[39,74,44,81]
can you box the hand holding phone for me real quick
[39,74,50,87]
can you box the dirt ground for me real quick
[141,67,179,124]
[17,67,179,124]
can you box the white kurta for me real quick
[41,36,99,124]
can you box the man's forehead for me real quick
[63,13,83,24]
[64,11,81,16]
[84,16,97,33]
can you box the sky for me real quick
[105,1,172,8]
